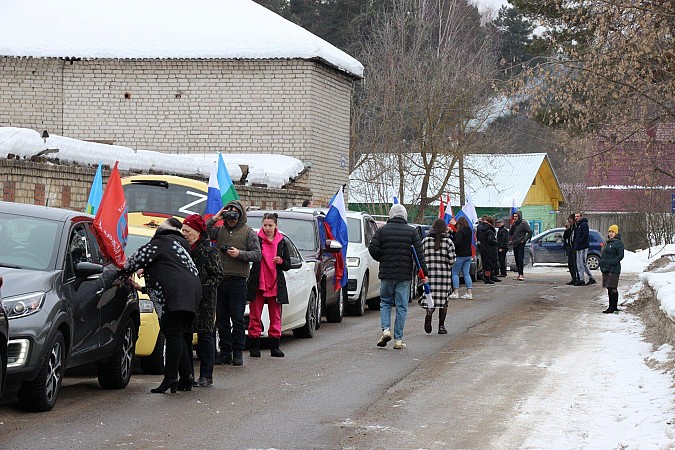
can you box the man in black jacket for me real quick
[368,204,428,350]
[573,212,596,286]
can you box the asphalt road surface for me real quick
[0,269,590,449]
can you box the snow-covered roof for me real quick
[349,153,558,207]
[0,0,364,78]
[0,127,305,189]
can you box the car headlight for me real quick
[138,299,155,313]
[3,291,46,319]
[347,257,360,268]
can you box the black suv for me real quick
[0,201,139,411]
[247,210,345,323]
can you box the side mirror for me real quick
[75,261,103,279]
[290,257,302,270]
[324,239,343,253]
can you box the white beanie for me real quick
[389,204,408,221]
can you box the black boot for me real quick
[270,338,285,357]
[151,378,178,393]
[483,271,494,284]
[232,352,244,366]
[249,338,261,357]
[177,374,194,391]
[438,307,447,334]
[215,351,232,365]
[490,274,502,282]
[424,309,433,334]
[610,291,620,312]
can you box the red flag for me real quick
[439,195,445,219]
[93,162,128,268]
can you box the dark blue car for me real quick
[528,227,605,269]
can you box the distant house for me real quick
[349,153,565,234]
[0,0,363,204]
[584,123,674,250]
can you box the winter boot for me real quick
[610,290,620,312]
[249,337,261,357]
[424,309,433,334]
[270,337,285,357]
[483,270,494,284]
[438,307,448,334]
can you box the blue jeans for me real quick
[379,279,411,340]
[452,256,473,289]
[216,277,247,355]
[196,329,215,380]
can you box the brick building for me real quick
[0,0,363,205]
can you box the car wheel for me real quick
[140,332,165,375]
[98,319,135,389]
[346,275,367,316]
[587,254,601,270]
[18,332,65,412]
[325,286,344,323]
[293,290,318,338]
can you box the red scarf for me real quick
[257,228,283,297]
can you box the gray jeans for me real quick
[576,248,593,282]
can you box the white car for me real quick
[245,232,319,338]
[344,211,381,315]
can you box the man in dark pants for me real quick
[573,212,596,286]
[496,218,509,277]
[563,214,579,285]
[207,200,261,366]
[509,210,532,281]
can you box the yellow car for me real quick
[125,225,165,374]
[121,174,209,229]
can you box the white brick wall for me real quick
[0,57,354,203]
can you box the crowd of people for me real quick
[368,205,624,343]
[122,200,624,392]
[124,200,296,394]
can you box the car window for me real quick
[283,236,302,261]
[0,213,60,270]
[347,217,362,244]
[365,218,376,244]
[66,225,94,277]
[542,232,564,243]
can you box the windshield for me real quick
[250,216,317,252]
[0,213,61,270]
[124,181,207,218]
[347,217,362,244]
[125,233,152,257]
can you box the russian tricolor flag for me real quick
[325,186,349,291]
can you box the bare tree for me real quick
[511,0,675,178]
[351,0,500,222]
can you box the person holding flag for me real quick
[369,204,428,350]
[324,186,348,292]
[421,218,456,334]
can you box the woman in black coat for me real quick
[182,214,224,388]
[599,224,624,314]
[125,217,202,394]
[246,213,291,358]
[478,216,500,284]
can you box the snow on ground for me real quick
[514,244,675,448]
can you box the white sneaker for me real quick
[449,291,459,299]
[393,339,406,349]
[377,329,392,347]
[461,292,473,299]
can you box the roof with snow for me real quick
[349,153,563,208]
[0,127,306,189]
[0,0,363,78]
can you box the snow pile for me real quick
[0,127,305,189]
